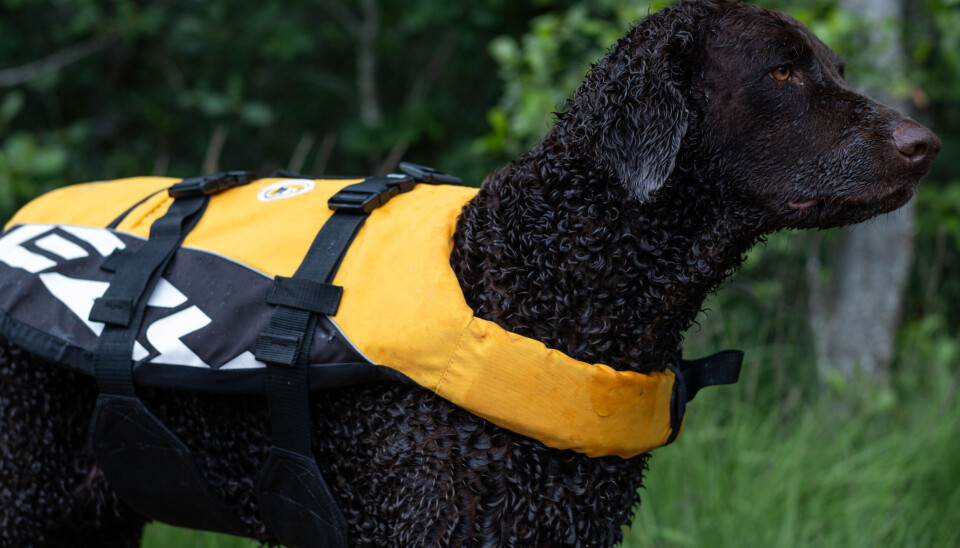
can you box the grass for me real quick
[141,523,258,548]
[619,313,960,548]
[622,380,960,547]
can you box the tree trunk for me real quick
[811,0,914,383]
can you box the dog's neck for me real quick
[451,139,763,373]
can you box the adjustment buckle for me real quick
[168,170,258,198]
[327,175,415,213]
[398,162,462,185]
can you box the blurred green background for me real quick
[2,0,958,546]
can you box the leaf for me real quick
[240,101,274,127]
[0,90,24,122]
[30,147,67,177]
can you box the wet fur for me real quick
[0,0,938,546]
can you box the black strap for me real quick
[255,212,367,449]
[90,196,207,327]
[680,349,743,403]
[254,171,457,547]
[266,277,343,315]
[664,349,743,445]
[91,194,208,395]
[256,171,458,450]
[398,161,463,185]
[88,171,256,535]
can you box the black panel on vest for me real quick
[0,226,376,388]
[89,394,247,536]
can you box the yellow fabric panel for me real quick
[180,178,363,277]
[440,317,678,458]
[329,183,677,457]
[331,184,479,391]
[5,176,680,458]
[6,177,176,232]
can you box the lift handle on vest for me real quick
[168,170,258,198]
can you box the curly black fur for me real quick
[0,0,938,546]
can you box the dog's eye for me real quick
[770,66,792,81]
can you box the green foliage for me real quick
[141,523,258,548]
[620,295,960,548]
[0,0,582,223]
[911,181,960,329]
[479,0,676,159]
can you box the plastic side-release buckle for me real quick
[327,174,416,214]
[398,161,463,185]
[168,170,258,198]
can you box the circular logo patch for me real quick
[257,179,315,202]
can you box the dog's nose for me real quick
[892,123,941,165]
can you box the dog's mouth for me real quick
[788,177,919,214]
[783,181,919,229]
[788,198,820,210]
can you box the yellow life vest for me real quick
[1,173,738,459]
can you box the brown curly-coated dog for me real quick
[0,0,938,546]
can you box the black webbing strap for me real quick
[255,173,433,450]
[90,196,207,328]
[87,171,256,536]
[679,349,743,403]
[252,212,365,548]
[254,170,459,547]
[255,212,367,453]
[267,276,343,315]
[91,194,208,394]
[665,349,743,445]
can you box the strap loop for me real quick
[255,330,305,367]
[88,296,135,327]
[266,276,343,316]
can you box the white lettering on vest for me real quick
[145,306,212,368]
[3,224,265,370]
[0,224,125,273]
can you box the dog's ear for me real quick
[559,5,705,202]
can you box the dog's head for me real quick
[558,0,939,230]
